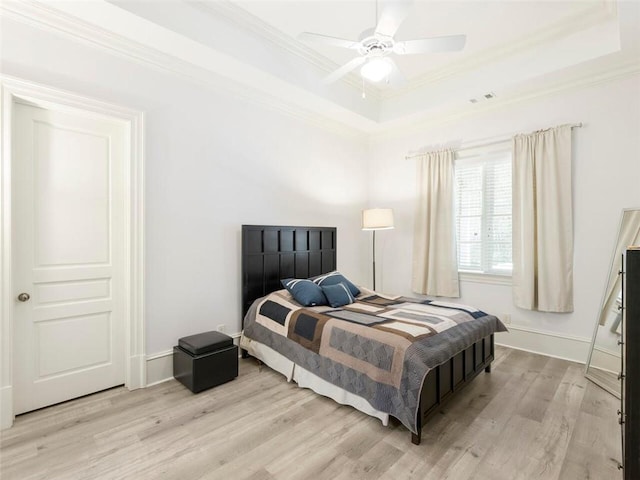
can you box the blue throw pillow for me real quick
[281,278,327,307]
[321,283,355,308]
[311,271,360,297]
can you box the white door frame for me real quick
[0,76,145,429]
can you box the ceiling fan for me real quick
[298,0,466,87]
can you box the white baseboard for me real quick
[148,329,591,384]
[590,345,620,373]
[145,332,242,387]
[0,327,596,425]
[0,385,13,430]
[146,349,175,387]
[496,324,592,364]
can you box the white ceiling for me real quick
[234,0,597,83]
[7,0,639,133]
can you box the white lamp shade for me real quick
[362,208,394,230]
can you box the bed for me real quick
[239,225,507,444]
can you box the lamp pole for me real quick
[372,230,377,291]
[362,208,394,293]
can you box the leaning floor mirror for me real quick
[585,208,640,397]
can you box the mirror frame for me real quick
[585,208,640,398]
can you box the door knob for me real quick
[17,293,30,302]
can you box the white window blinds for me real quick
[455,152,512,275]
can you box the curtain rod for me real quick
[404,122,583,160]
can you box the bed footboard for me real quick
[411,334,495,445]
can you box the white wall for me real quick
[368,75,640,362]
[4,12,639,373]
[1,17,369,356]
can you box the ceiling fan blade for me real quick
[298,32,360,50]
[375,0,413,38]
[323,57,367,84]
[383,58,406,88]
[393,34,467,55]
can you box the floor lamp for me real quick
[362,208,394,291]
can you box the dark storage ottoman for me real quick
[173,331,238,393]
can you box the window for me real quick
[455,150,512,275]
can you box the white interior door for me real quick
[12,101,126,415]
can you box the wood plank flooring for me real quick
[0,347,622,480]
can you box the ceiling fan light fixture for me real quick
[360,58,392,82]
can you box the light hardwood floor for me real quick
[0,346,622,480]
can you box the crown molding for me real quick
[191,1,334,70]
[0,0,370,139]
[191,1,383,101]
[383,0,618,100]
[191,0,617,102]
[375,58,640,139]
[1,0,175,69]
[1,0,633,138]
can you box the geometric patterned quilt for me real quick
[243,290,507,434]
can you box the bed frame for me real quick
[240,224,494,445]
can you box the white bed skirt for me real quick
[240,335,389,427]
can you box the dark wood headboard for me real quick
[241,225,337,324]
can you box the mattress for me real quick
[241,289,507,433]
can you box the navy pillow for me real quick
[281,278,327,307]
[321,283,355,308]
[311,271,360,297]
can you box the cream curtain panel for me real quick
[512,125,573,312]
[412,149,460,297]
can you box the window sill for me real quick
[459,271,512,286]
